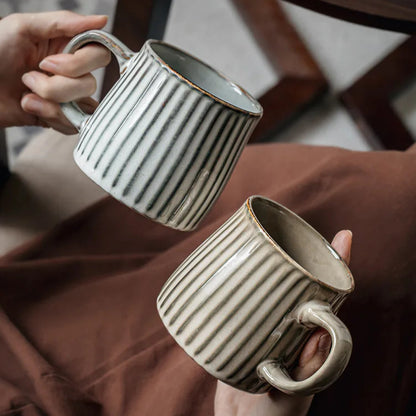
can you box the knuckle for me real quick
[86,45,111,67]
[49,10,76,36]
[65,58,80,76]
[101,49,112,66]
[37,80,56,100]
[45,103,61,120]
[60,10,76,19]
[6,13,25,34]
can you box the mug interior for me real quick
[149,41,262,115]
[249,197,354,292]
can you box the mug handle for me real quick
[257,300,352,396]
[60,30,135,131]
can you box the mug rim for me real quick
[247,195,355,294]
[145,39,263,117]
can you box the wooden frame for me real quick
[340,36,416,150]
[231,0,328,142]
[281,0,416,34]
[101,0,172,97]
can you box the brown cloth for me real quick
[0,142,415,416]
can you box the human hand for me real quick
[214,230,352,416]
[0,11,111,133]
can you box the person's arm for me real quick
[0,11,111,133]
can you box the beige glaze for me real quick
[157,196,354,395]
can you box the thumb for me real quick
[24,11,107,39]
[331,229,352,265]
[291,229,352,381]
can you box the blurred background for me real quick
[1,0,415,167]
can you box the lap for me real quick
[0,141,415,415]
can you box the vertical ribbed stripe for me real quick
[78,51,148,156]
[157,204,347,393]
[74,42,261,231]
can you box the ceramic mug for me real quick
[157,196,354,395]
[61,30,262,231]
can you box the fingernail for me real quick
[92,14,108,20]
[22,96,43,113]
[318,333,331,352]
[22,73,35,89]
[346,230,353,238]
[39,59,57,72]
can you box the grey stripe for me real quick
[84,57,153,162]
[153,104,223,219]
[187,119,254,230]
[223,279,311,377]
[144,99,215,211]
[185,254,280,347]
[121,81,181,196]
[184,116,251,229]
[92,59,157,169]
[109,76,170,188]
[78,52,147,156]
[207,270,303,369]
[100,69,166,179]
[174,114,243,228]
[173,238,266,334]
[165,112,236,225]
[163,226,248,319]
[157,212,244,304]
[124,88,194,202]
[134,93,204,205]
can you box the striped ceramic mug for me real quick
[61,30,262,231]
[157,196,355,395]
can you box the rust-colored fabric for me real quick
[0,143,415,415]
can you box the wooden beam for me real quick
[231,0,328,142]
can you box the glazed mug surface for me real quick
[61,30,262,231]
[157,196,354,395]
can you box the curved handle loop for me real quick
[257,300,352,396]
[60,30,135,131]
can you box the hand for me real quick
[214,230,352,416]
[0,11,111,133]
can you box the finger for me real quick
[291,230,352,381]
[19,11,107,40]
[293,328,331,381]
[39,45,111,77]
[22,71,96,103]
[331,229,352,265]
[21,93,77,134]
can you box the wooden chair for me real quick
[281,0,416,33]
[281,0,416,150]
[2,0,416,185]
[231,0,328,143]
